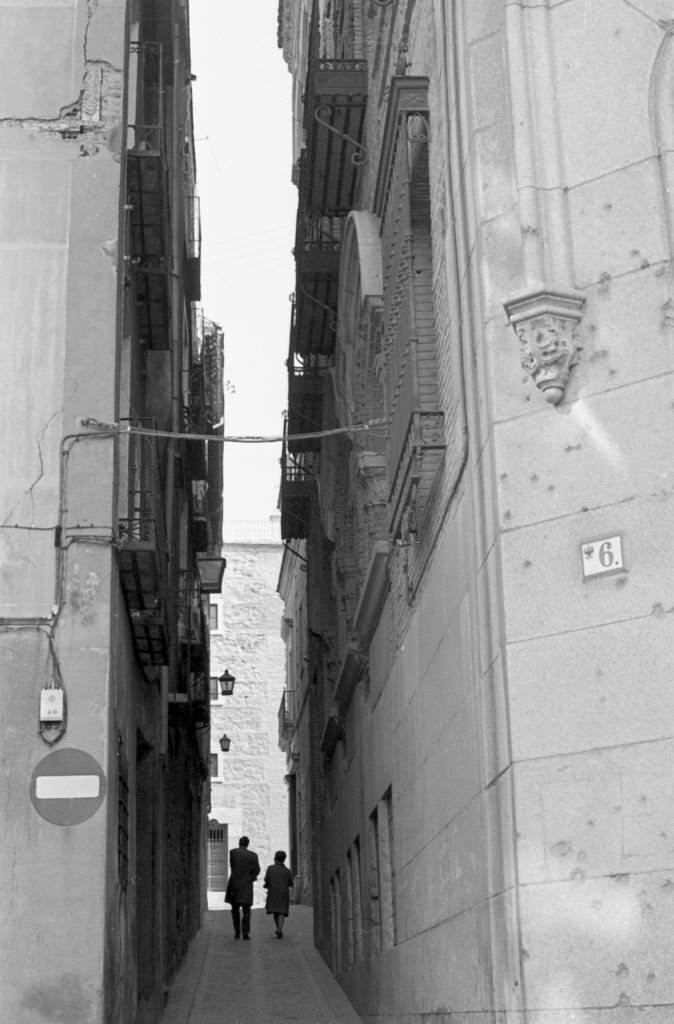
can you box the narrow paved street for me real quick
[161,906,362,1024]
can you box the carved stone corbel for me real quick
[503,287,586,405]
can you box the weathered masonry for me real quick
[277,1,674,1022]
[0,2,224,1022]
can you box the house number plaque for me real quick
[580,534,625,580]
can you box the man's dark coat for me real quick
[225,846,261,905]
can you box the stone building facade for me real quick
[208,521,289,906]
[0,2,222,1022]
[277,1,674,1021]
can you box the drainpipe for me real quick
[166,21,183,688]
[439,0,523,1012]
[157,9,185,1005]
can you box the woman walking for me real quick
[263,850,293,938]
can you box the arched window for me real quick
[374,77,445,552]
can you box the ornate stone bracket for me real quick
[503,287,586,405]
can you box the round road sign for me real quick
[30,748,106,826]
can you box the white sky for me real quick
[189,0,295,522]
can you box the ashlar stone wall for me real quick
[209,534,289,906]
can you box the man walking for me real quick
[225,836,260,939]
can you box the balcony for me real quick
[183,392,208,480]
[301,58,368,217]
[293,214,342,358]
[201,319,225,426]
[127,41,169,349]
[178,571,201,645]
[178,571,209,674]
[169,670,209,727]
[191,480,209,553]
[118,515,168,666]
[280,446,316,541]
[184,318,223,485]
[117,421,168,665]
[388,411,445,544]
[287,295,330,453]
[190,671,210,726]
[278,689,295,750]
[287,360,325,453]
[185,193,201,301]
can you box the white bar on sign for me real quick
[36,775,100,799]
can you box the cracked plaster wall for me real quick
[0,0,125,620]
[0,3,127,1022]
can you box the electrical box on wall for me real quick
[40,689,64,722]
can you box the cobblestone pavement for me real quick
[161,905,363,1024]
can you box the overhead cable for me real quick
[78,417,388,445]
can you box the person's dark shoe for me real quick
[243,934,250,940]
[234,933,240,939]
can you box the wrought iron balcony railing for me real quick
[287,294,331,453]
[278,689,296,748]
[117,419,169,665]
[128,42,164,159]
[388,411,445,545]
[292,213,342,359]
[185,193,201,301]
[126,41,169,349]
[186,193,201,261]
[280,444,316,541]
[177,571,202,645]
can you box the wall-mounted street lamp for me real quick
[196,555,227,594]
[219,734,231,753]
[218,669,236,696]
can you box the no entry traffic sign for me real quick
[30,748,106,826]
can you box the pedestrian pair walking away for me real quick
[264,850,293,938]
[225,836,260,939]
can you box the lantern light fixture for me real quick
[219,734,231,753]
[196,555,227,594]
[218,669,236,696]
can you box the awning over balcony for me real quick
[301,58,368,216]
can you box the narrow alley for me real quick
[161,906,362,1024]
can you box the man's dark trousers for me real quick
[231,902,252,938]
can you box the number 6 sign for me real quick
[580,534,625,580]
